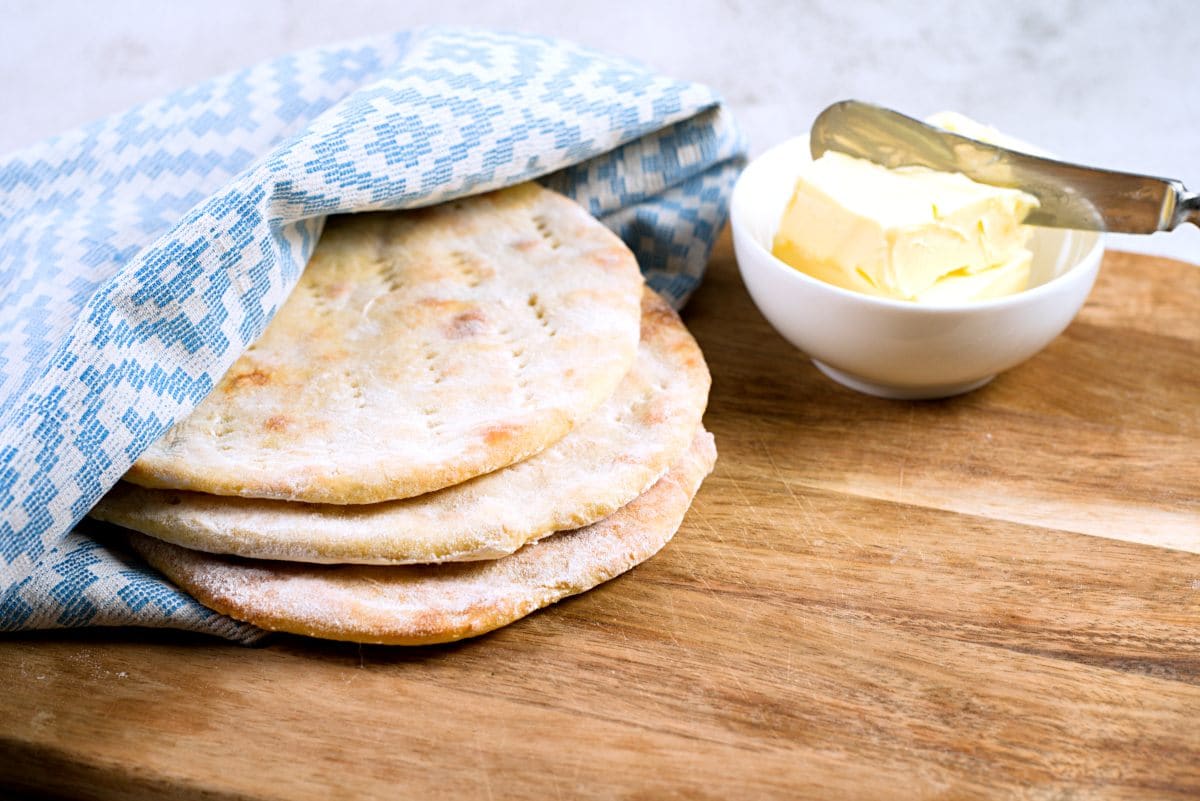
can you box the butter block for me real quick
[771,149,1039,303]
[914,251,1032,304]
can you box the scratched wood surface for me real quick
[2,241,1199,800]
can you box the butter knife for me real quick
[810,100,1200,233]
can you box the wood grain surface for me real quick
[2,238,1198,800]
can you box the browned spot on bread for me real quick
[225,369,271,391]
[417,297,457,309]
[641,290,681,330]
[481,424,516,447]
[263,415,289,433]
[446,309,487,339]
[593,246,634,270]
[323,281,351,301]
[512,239,540,252]
[319,348,350,363]
[637,399,668,426]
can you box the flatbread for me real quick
[126,430,717,645]
[125,183,644,504]
[94,289,710,564]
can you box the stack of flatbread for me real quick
[91,183,715,645]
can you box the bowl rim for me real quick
[731,135,1107,315]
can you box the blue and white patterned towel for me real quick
[0,28,745,642]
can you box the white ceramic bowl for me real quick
[731,136,1105,399]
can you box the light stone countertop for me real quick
[2,0,1195,263]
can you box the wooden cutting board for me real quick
[2,236,1199,800]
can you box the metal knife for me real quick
[810,100,1199,233]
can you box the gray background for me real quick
[2,0,1196,262]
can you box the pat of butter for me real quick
[926,111,1050,157]
[915,252,1031,304]
[771,134,1040,303]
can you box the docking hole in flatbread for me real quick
[124,183,644,504]
[94,289,710,564]
[126,430,717,645]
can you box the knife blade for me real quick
[810,100,1199,233]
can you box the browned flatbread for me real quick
[127,430,716,645]
[94,289,709,565]
[125,183,644,504]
